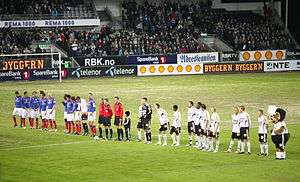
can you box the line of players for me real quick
[12,91,57,131]
[12,91,290,159]
[62,93,131,141]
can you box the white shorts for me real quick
[64,111,67,119]
[67,113,74,122]
[21,108,30,118]
[74,111,81,121]
[46,109,56,120]
[12,108,22,116]
[41,111,47,120]
[30,109,39,118]
[88,112,96,121]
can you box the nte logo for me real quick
[267,62,290,69]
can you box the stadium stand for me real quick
[0,0,296,56]
[0,0,95,19]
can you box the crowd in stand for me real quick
[0,28,47,55]
[215,13,293,51]
[0,0,295,56]
[0,0,84,16]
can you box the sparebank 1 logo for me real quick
[105,67,115,77]
[72,67,81,78]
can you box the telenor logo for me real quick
[72,68,81,78]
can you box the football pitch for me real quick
[0,72,300,182]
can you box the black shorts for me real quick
[141,119,150,130]
[141,122,150,130]
[159,124,168,132]
[231,132,239,139]
[200,129,207,135]
[271,133,290,149]
[98,116,103,124]
[170,126,179,135]
[240,127,249,140]
[195,124,201,135]
[258,133,268,143]
[137,122,142,129]
[81,113,88,121]
[187,121,194,133]
[102,117,111,127]
[114,116,122,126]
[208,131,220,138]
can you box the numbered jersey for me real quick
[200,109,210,129]
[172,111,181,128]
[209,112,220,132]
[187,107,196,123]
[139,104,152,120]
[238,112,250,128]
[194,108,203,125]
[258,115,268,134]
[231,114,240,133]
[157,108,168,125]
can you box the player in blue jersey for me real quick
[66,95,74,134]
[71,96,78,134]
[21,91,31,129]
[29,91,40,129]
[40,91,48,130]
[87,93,97,137]
[12,91,22,127]
[47,93,57,132]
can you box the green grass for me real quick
[0,72,300,182]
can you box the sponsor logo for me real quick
[240,50,286,61]
[105,67,136,77]
[0,70,25,81]
[84,58,115,66]
[71,67,103,78]
[0,70,21,77]
[136,56,167,64]
[138,64,203,76]
[0,19,100,28]
[128,55,176,65]
[4,21,36,27]
[204,63,263,73]
[2,59,44,70]
[266,62,290,70]
[297,61,300,69]
[177,52,218,64]
[264,60,300,72]
[32,69,59,78]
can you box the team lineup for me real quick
[12,90,290,160]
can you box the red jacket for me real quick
[114,102,124,117]
[98,102,105,116]
[103,104,113,118]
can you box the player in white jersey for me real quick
[170,105,181,147]
[193,102,203,148]
[257,109,269,156]
[187,101,196,146]
[74,96,82,135]
[226,107,241,153]
[238,106,251,154]
[200,104,210,150]
[269,107,290,160]
[155,103,168,146]
[81,98,89,135]
[207,107,220,152]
